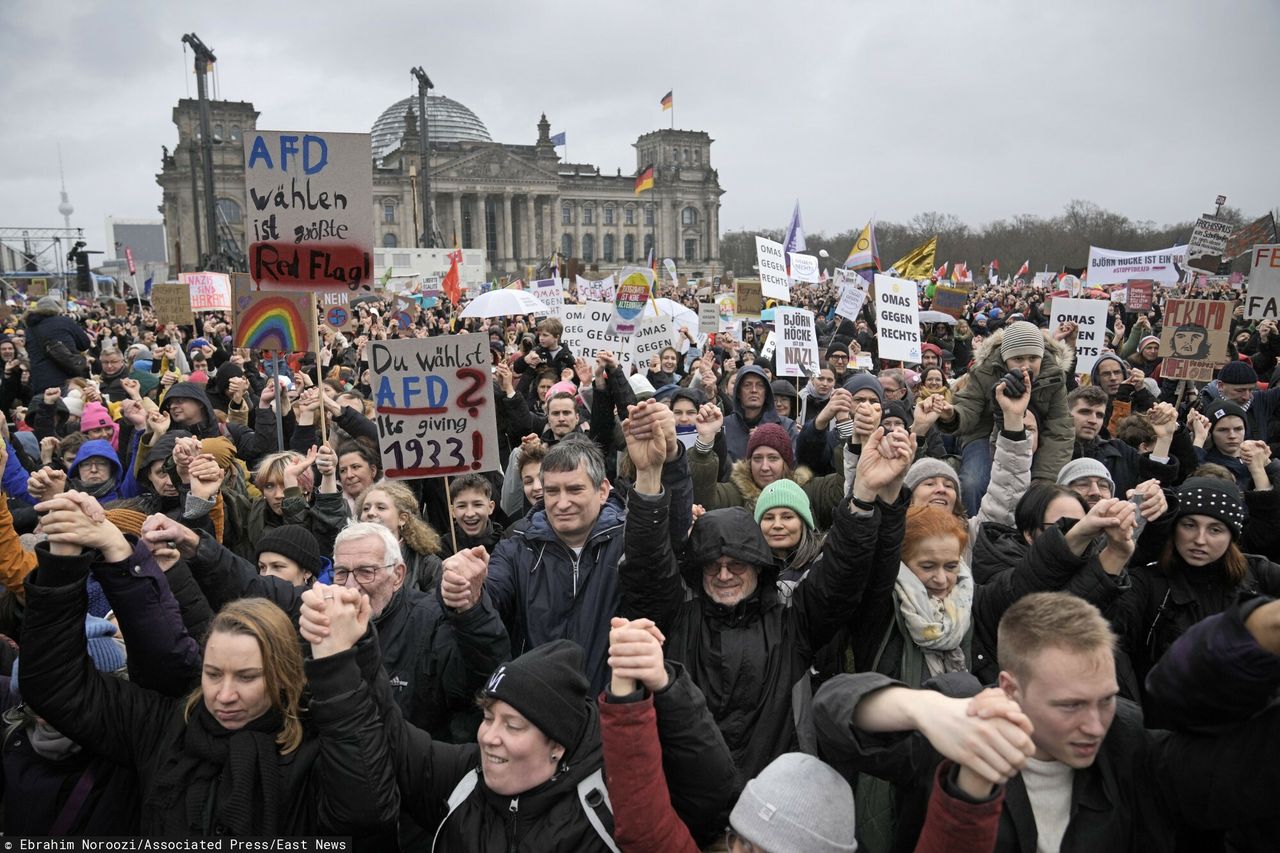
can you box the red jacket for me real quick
[913,761,1004,853]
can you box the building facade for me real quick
[157,94,725,280]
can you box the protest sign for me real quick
[873,274,922,363]
[1224,213,1277,260]
[755,236,791,301]
[1086,244,1186,286]
[244,130,374,293]
[630,315,675,367]
[735,279,762,318]
[181,271,232,312]
[930,284,969,319]
[1050,297,1109,375]
[698,302,719,334]
[609,267,652,335]
[1244,245,1280,320]
[151,283,192,325]
[530,278,565,316]
[835,279,868,321]
[27,278,48,298]
[1125,280,1154,312]
[662,258,679,288]
[788,253,820,283]
[1160,298,1230,381]
[368,333,500,478]
[1033,272,1057,287]
[233,289,315,352]
[775,307,818,378]
[759,332,775,361]
[561,303,632,368]
[1186,214,1234,272]
[577,274,616,303]
[853,352,874,370]
[316,289,357,331]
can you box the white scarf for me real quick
[894,561,974,678]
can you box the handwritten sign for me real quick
[930,284,969,319]
[873,274,922,363]
[233,284,315,352]
[181,271,232,312]
[577,274,616,303]
[369,333,499,478]
[530,278,565,316]
[1049,297,1109,375]
[151,283,192,325]
[755,235,791,301]
[775,307,819,378]
[835,270,869,321]
[244,130,374,299]
[27,278,48,298]
[735,279,762,318]
[1187,214,1234,272]
[1160,298,1230,382]
[1245,245,1280,320]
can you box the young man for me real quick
[1067,386,1178,497]
[813,592,1280,852]
[444,473,503,556]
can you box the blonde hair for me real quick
[184,598,306,753]
[356,481,442,556]
[998,592,1115,686]
[253,450,313,494]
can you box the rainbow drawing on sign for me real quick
[235,294,312,352]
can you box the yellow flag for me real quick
[889,236,938,280]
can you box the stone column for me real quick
[710,202,720,260]
[451,194,463,248]
[475,194,489,270]
[525,195,537,263]
[502,192,515,267]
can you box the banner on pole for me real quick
[368,333,500,478]
[608,267,652,336]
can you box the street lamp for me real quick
[411,67,434,248]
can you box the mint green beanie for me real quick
[754,479,814,530]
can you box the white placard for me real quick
[759,331,776,361]
[1188,215,1234,260]
[836,278,868,321]
[788,252,820,283]
[1086,244,1187,286]
[181,272,232,312]
[530,278,565,316]
[368,333,500,479]
[775,307,819,378]
[755,235,791,302]
[698,302,719,334]
[873,274,922,363]
[577,274,616,303]
[1245,244,1280,320]
[560,302,635,370]
[629,315,675,367]
[1050,297,1110,375]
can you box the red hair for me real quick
[902,504,969,564]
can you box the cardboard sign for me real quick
[244,130,374,293]
[1049,297,1110,375]
[530,278,565,316]
[181,271,232,312]
[1086,244,1186,286]
[873,274,922,363]
[930,284,969,319]
[735,279,762,318]
[1160,298,1230,382]
[1186,214,1234,272]
[755,235,791,301]
[112,301,128,318]
[1125,280,1154,312]
[368,333,500,479]
[698,302,719,334]
[316,288,357,331]
[233,288,315,352]
[577,274,616,303]
[27,278,48,298]
[609,267,652,336]
[1244,245,1280,320]
[151,283,192,325]
[788,252,820,283]
[775,307,819,378]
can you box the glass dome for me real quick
[370,94,492,162]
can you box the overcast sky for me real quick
[2,0,1277,263]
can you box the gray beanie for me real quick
[1056,457,1114,491]
[842,373,884,404]
[1000,321,1045,362]
[730,753,857,853]
[904,457,961,494]
[36,295,64,314]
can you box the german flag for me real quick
[634,164,654,195]
[660,91,673,111]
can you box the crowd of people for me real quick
[1,270,1279,852]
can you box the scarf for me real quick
[895,561,973,678]
[28,720,81,761]
[146,704,284,835]
[76,476,117,500]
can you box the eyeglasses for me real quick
[332,561,395,585]
[703,559,754,577]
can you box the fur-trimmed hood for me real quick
[971,325,1072,371]
[728,459,814,507]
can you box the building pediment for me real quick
[432,147,559,186]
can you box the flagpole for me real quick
[670,89,674,129]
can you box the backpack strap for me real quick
[432,769,481,852]
[50,764,97,836]
[576,767,621,853]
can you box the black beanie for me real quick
[256,525,322,573]
[1174,477,1245,539]
[1206,400,1247,430]
[483,640,589,749]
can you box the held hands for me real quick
[1187,409,1211,446]
[27,467,67,502]
[1125,479,1167,523]
[851,400,882,442]
[1064,497,1136,556]
[494,361,514,395]
[853,426,917,505]
[1241,440,1272,472]
[441,546,489,611]
[607,617,669,696]
[314,444,338,479]
[624,399,675,473]
[120,378,141,400]
[36,492,130,562]
[300,584,371,658]
[146,409,170,439]
[140,513,201,560]
[1146,402,1178,440]
[283,446,319,490]
[918,690,1035,789]
[188,454,224,502]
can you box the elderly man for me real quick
[142,516,508,736]
[621,399,915,779]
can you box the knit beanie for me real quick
[842,373,884,404]
[79,402,115,434]
[256,525,322,574]
[1206,400,1247,430]
[1218,361,1258,386]
[746,423,795,468]
[105,508,148,538]
[1138,334,1161,352]
[36,295,64,314]
[826,338,851,360]
[754,479,814,529]
[1174,477,1245,539]
[1000,322,1045,362]
[12,616,126,695]
[1056,457,1115,492]
[904,457,961,494]
[881,400,913,428]
[730,753,857,853]
[482,640,590,750]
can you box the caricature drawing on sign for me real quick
[1172,323,1210,359]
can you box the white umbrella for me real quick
[648,297,698,331]
[919,310,958,325]
[459,288,549,318]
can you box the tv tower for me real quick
[57,144,74,228]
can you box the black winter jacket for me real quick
[25,311,90,395]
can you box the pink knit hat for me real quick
[78,401,120,451]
